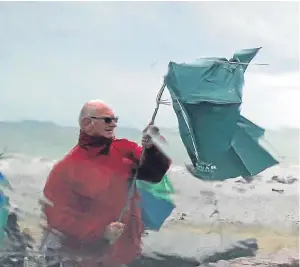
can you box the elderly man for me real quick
[42,100,171,267]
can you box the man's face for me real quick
[83,106,118,138]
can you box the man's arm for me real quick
[120,139,171,183]
[137,145,171,183]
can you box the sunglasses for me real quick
[90,116,119,123]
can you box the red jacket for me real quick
[43,133,170,264]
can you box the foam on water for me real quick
[0,153,299,253]
[0,154,55,229]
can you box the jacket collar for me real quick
[78,130,113,156]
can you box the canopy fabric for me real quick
[0,172,10,244]
[164,48,279,181]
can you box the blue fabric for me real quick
[0,172,10,244]
[0,171,5,182]
[137,187,175,231]
[0,171,9,206]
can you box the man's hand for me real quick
[103,222,125,245]
[142,124,161,149]
[141,134,153,149]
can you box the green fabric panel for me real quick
[137,174,175,203]
[164,48,279,181]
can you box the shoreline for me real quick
[164,222,299,254]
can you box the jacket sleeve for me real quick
[43,162,107,241]
[124,140,171,183]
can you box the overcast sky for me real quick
[0,1,299,130]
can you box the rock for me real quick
[234,179,248,184]
[179,213,187,220]
[200,238,258,264]
[286,176,298,184]
[272,188,285,193]
[232,186,247,193]
[271,175,284,183]
[271,175,298,185]
[129,253,200,267]
[200,190,215,197]
[129,230,258,267]
[142,231,150,237]
[242,176,255,183]
[207,248,299,267]
[235,175,262,184]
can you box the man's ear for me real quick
[82,117,93,128]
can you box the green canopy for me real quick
[164,48,279,181]
[137,174,175,202]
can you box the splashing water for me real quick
[0,153,62,266]
[0,145,299,267]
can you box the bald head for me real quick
[78,99,117,137]
[78,99,109,127]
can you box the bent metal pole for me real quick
[117,83,166,223]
